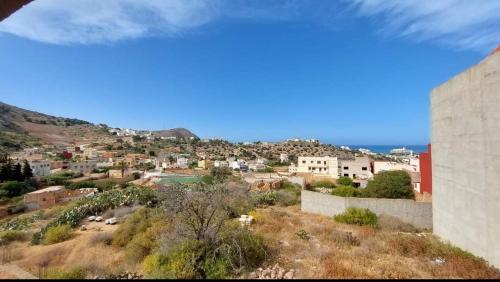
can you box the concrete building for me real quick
[372,161,418,175]
[69,161,97,175]
[297,156,339,178]
[214,160,229,168]
[280,153,289,163]
[339,157,371,180]
[28,160,51,177]
[288,163,297,173]
[24,186,97,211]
[431,49,500,268]
[197,159,214,170]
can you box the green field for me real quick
[155,175,201,185]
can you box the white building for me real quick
[372,161,418,175]
[297,156,339,177]
[214,160,229,168]
[280,153,289,163]
[339,157,372,180]
[28,160,51,177]
[69,161,98,175]
[176,157,189,169]
[288,163,298,173]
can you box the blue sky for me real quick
[1,0,498,145]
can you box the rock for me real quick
[284,271,294,279]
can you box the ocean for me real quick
[342,145,429,154]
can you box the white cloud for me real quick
[0,0,218,44]
[348,0,500,52]
[1,0,498,52]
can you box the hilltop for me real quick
[0,101,197,151]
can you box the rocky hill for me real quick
[0,101,198,152]
[153,128,198,139]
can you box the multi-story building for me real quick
[28,160,51,177]
[214,160,229,168]
[69,161,98,175]
[280,153,289,163]
[372,161,418,175]
[338,156,371,180]
[296,156,339,177]
[197,159,213,170]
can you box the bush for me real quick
[44,224,73,245]
[46,266,87,279]
[336,177,353,186]
[275,190,300,206]
[363,170,414,199]
[331,185,361,197]
[334,208,378,227]
[251,191,277,206]
[296,229,310,240]
[112,208,153,247]
[88,232,113,246]
[201,175,214,185]
[313,180,336,189]
[0,181,35,198]
[147,224,267,279]
[0,230,26,245]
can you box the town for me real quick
[1,0,499,280]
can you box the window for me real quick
[302,160,306,164]
[344,174,349,177]
[362,167,367,171]
[310,161,313,164]
[317,161,321,164]
[343,166,349,170]
[324,161,327,165]
[42,198,46,201]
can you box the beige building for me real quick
[69,161,98,175]
[297,156,339,178]
[339,156,371,180]
[197,159,214,169]
[372,161,418,175]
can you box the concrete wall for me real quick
[431,51,500,268]
[301,190,433,229]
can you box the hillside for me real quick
[0,101,198,152]
[153,128,198,139]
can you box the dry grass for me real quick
[251,205,500,279]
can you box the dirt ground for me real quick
[1,220,129,278]
[251,205,500,279]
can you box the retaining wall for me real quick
[301,190,433,229]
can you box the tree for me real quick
[13,163,23,181]
[363,170,414,199]
[0,161,13,182]
[337,177,353,186]
[22,160,33,179]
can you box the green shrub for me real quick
[313,180,336,189]
[251,191,277,206]
[201,175,214,185]
[46,266,87,279]
[0,230,26,245]
[296,229,310,240]
[275,190,300,206]
[44,224,73,245]
[363,170,414,199]
[144,225,267,279]
[334,207,378,227]
[336,177,353,186]
[112,208,152,247]
[331,185,361,197]
[143,253,173,279]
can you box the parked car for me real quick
[88,216,96,221]
[95,216,103,222]
[105,217,118,225]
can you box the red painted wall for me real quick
[419,144,432,194]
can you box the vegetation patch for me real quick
[334,208,378,228]
[44,224,73,245]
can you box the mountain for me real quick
[0,101,198,152]
[153,128,198,139]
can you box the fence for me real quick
[301,190,432,229]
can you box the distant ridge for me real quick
[0,101,198,151]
